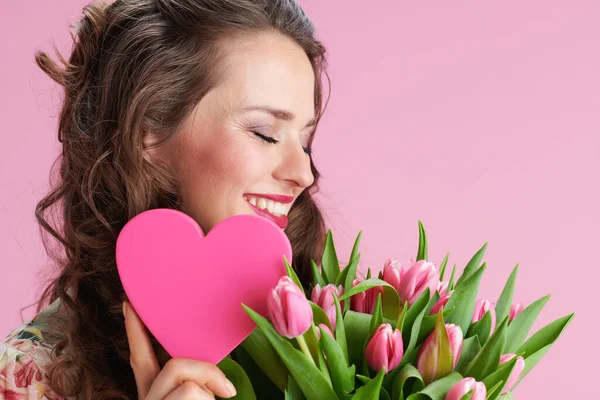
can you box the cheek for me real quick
[179,127,269,194]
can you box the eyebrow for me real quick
[242,105,317,130]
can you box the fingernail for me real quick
[225,378,237,397]
[122,302,128,319]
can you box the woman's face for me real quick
[156,33,317,233]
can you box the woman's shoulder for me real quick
[1,299,64,399]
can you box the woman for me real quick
[0,0,331,398]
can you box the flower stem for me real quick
[296,334,316,366]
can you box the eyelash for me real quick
[252,131,312,156]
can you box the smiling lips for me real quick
[244,193,294,229]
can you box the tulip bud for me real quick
[267,276,313,339]
[365,323,403,374]
[472,298,496,331]
[311,284,344,328]
[382,258,406,291]
[437,281,449,297]
[445,377,486,400]
[499,353,525,393]
[350,278,384,314]
[417,323,463,383]
[397,259,439,306]
[316,323,334,340]
[510,303,524,322]
[430,290,453,316]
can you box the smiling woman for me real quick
[0,0,330,399]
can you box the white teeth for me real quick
[257,197,267,209]
[245,195,289,217]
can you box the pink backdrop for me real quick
[1,1,598,398]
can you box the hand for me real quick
[123,301,237,399]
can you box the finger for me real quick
[146,358,236,400]
[163,381,215,400]
[123,301,160,399]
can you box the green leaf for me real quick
[444,265,486,334]
[285,375,306,400]
[368,293,384,340]
[217,358,257,400]
[357,376,392,400]
[338,278,400,321]
[344,310,372,368]
[391,364,424,400]
[243,305,338,400]
[302,321,322,367]
[513,313,574,388]
[234,346,283,399]
[351,368,385,400]
[485,380,505,400]
[455,242,488,287]
[466,310,493,345]
[497,393,514,400]
[333,294,349,363]
[439,253,450,282]
[481,356,518,400]
[402,289,431,345]
[494,265,519,326]
[349,231,363,267]
[464,318,509,381]
[416,308,454,343]
[417,221,428,261]
[455,336,481,374]
[284,256,303,292]
[321,325,356,398]
[342,254,361,313]
[517,313,574,358]
[424,291,440,316]
[322,230,341,283]
[447,265,457,291]
[311,260,326,287]
[309,301,333,331]
[505,294,551,353]
[396,301,408,332]
[405,372,463,400]
[240,329,289,391]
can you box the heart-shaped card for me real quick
[116,208,292,364]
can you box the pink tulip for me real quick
[417,323,463,383]
[396,259,439,306]
[472,298,496,331]
[365,323,404,374]
[499,353,525,393]
[382,258,406,291]
[510,303,524,322]
[437,281,449,297]
[316,323,334,340]
[430,290,453,316]
[445,377,486,400]
[312,284,344,328]
[350,278,384,314]
[267,276,313,339]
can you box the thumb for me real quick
[124,301,160,399]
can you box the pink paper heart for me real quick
[116,208,292,364]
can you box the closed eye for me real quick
[252,131,312,156]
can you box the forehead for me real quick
[214,33,316,121]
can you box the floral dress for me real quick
[0,299,65,399]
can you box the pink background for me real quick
[1,1,598,398]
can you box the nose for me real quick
[273,139,315,189]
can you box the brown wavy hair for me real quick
[29,0,330,398]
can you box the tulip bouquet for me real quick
[217,222,573,400]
